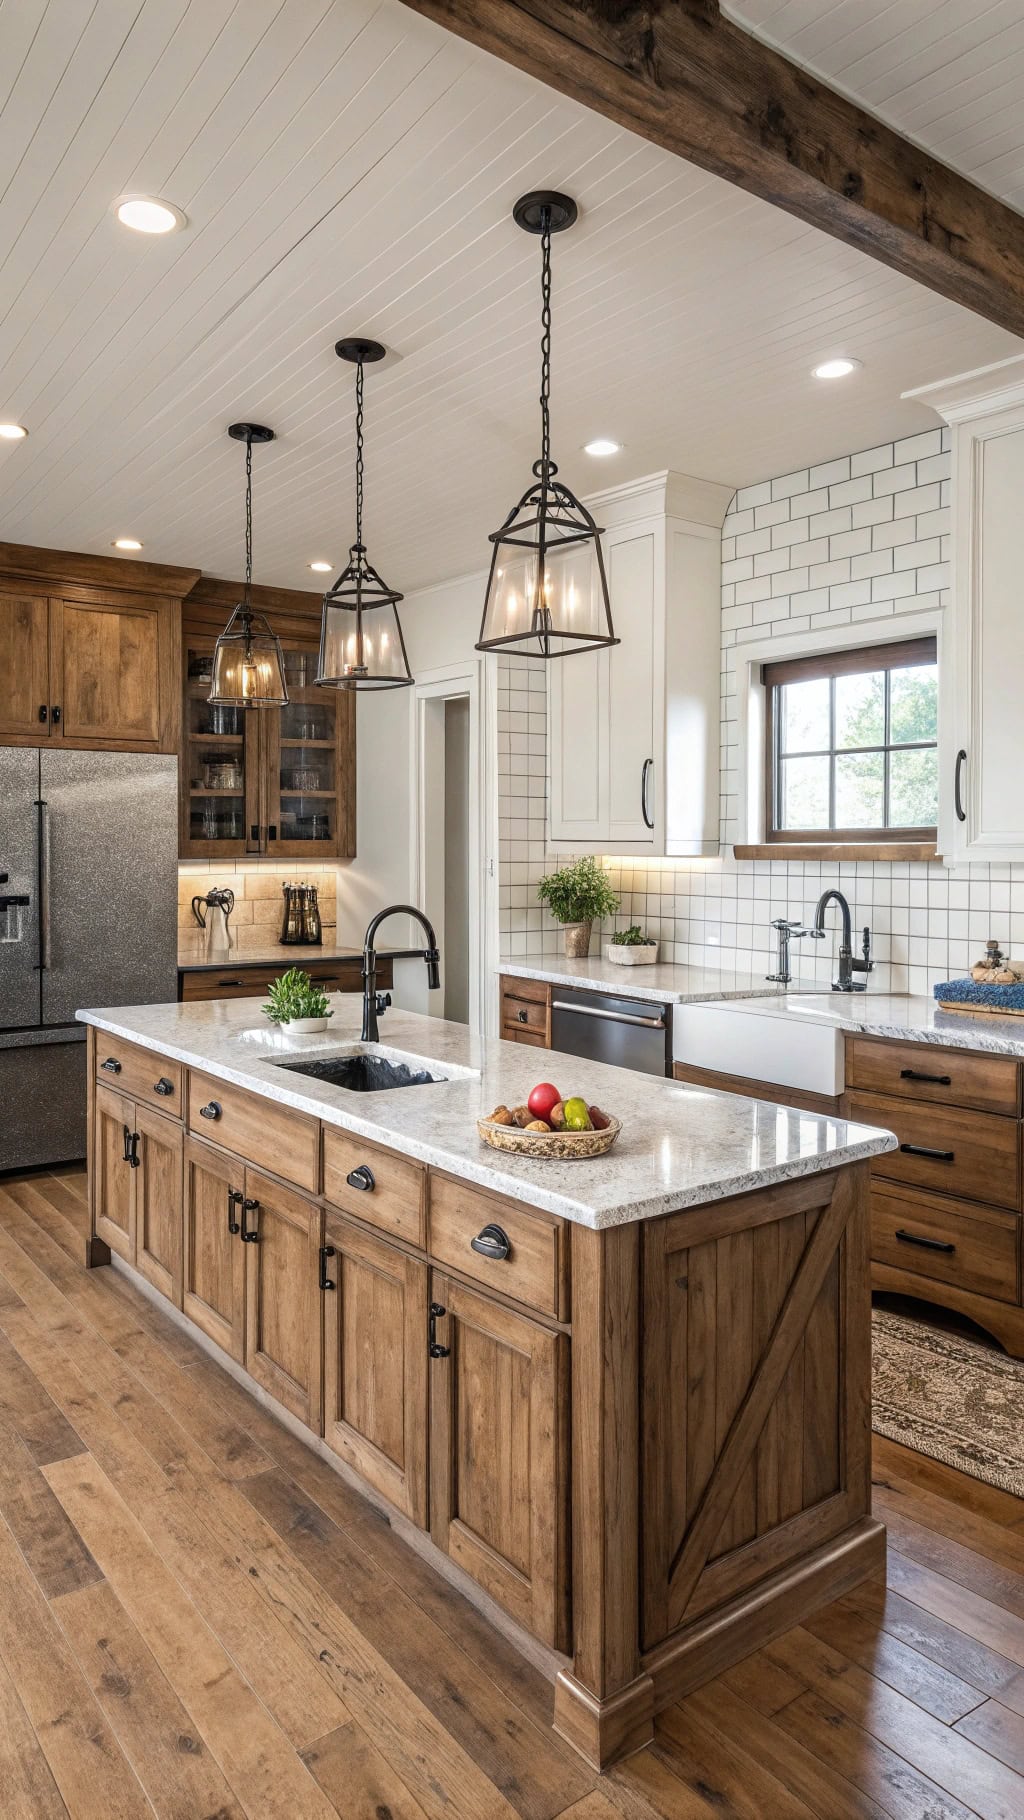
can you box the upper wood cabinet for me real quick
[0,545,199,752]
[181,580,356,861]
[547,471,731,857]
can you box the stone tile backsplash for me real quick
[498,429,1024,996]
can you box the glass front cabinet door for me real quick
[180,632,355,860]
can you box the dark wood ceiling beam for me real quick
[400,0,1024,338]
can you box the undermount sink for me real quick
[265,1040,477,1094]
[673,996,846,1097]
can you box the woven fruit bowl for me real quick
[477,1115,621,1160]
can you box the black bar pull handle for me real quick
[954,748,967,823]
[241,1197,260,1242]
[900,1069,952,1086]
[470,1223,511,1262]
[319,1244,336,1291]
[900,1143,955,1162]
[122,1123,133,1163]
[122,1126,140,1169]
[227,1188,242,1235]
[51,705,60,725]
[199,1100,221,1121]
[102,1056,122,1074]
[895,1228,956,1255]
[153,1077,174,1096]
[429,1301,450,1358]
[641,757,654,829]
[346,1165,375,1193]
[215,979,248,988]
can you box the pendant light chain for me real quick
[539,208,552,480]
[243,433,253,606]
[354,357,365,552]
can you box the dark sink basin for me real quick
[276,1053,444,1093]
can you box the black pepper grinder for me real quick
[280,882,303,944]
[302,881,322,946]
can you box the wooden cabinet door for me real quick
[93,1084,135,1261]
[243,1167,323,1430]
[0,593,50,738]
[323,1213,428,1525]
[134,1104,183,1306]
[606,527,658,846]
[429,1273,570,1649]
[183,1137,246,1362]
[53,596,164,746]
[264,643,356,860]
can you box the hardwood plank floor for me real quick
[1,1166,1023,1818]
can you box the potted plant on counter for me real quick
[536,856,620,959]
[605,923,659,966]
[261,967,334,1033]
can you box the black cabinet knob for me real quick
[517,1008,528,1023]
[346,1165,375,1193]
[153,1077,174,1096]
[38,704,47,723]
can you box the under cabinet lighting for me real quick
[812,357,862,380]
[112,537,143,551]
[0,422,27,439]
[114,195,187,235]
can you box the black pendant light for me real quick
[209,423,288,708]
[315,338,413,691]
[477,192,618,659]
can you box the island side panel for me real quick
[84,1024,111,1268]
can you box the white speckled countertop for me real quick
[706,991,1024,1058]
[499,956,801,1006]
[178,935,363,973]
[77,996,895,1230]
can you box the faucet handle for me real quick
[374,991,392,1016]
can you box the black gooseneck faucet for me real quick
[811,888,872,993]
[361,905,441,1042]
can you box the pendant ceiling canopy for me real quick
[477,191,618,661]
[315,338,413,691]
[208,423,288,708]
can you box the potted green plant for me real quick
[605,923,659,966]
[536,856,619,958]
[261,967,334,1033]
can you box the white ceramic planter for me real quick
[604,942,659,966]
[276,1014,333,1034]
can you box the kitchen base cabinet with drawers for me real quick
[84,1022,880,1771]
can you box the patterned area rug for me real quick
[872,1305,1024,1497]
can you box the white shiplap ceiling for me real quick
[0,0,1020,594]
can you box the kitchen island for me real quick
[79,995,895,1769]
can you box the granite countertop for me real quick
[77,996,894,1230]
[499,956,800,1006]
[710,991,1024,1059]
[178,935,363,973]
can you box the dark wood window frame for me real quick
[763,636,938,846]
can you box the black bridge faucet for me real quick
[361,904,441,1042]
[811,889,873,993]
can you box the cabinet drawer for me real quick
[501,995,548,1035]
[428,1173,568,1321]
[323,1128,425,1248]
[502,1027,548,1048]
[179,958,371,1003]
[499,974,549,1006]
[847,1036,1019,1115]
[871,1183,1019,1304]
[96,1036,182,1114]
[846,1089,1021,1212]
[187,1071,318,1193]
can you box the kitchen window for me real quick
[763,637,938,843]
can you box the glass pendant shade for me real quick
[317,544,412,689]
[209,422,287,708]
[209,602,288,707]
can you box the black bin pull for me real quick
[900,1143,955,1162]
[471,1222,511,1262]
[895,1228,956,1255]
[199,1100,222,1121]
[241,1197,260,1243]
[429,1302,450,1358]
[102,1056,122,1074]
[227,1187,242,1235]
[319,1244,336,1291]
[346,1164,375,1193]
[153,1077,174,1097]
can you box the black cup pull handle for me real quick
[429,1301,450,1358]
[954,748,967,823]
[900,1143,955,1162]
[346,1165,375,1192]
[241,1197,260,1242]
[895,1228,956,1255]
[470,1223,511,1262]
[153,1077,174,1096]
[517,1008,528,1023]
[227,1188,242,1235]
[199,1101,222,1121]
[102,1056,122,1074]
[900,1069,952,1086]
[319,1244,336,1291]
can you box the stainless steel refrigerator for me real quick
[1,748,178,1171]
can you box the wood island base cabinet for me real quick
[85,1024,879,1770]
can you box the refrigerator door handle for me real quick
[35,800,51,971]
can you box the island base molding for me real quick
[873,1261,1024,1359]
[553,1515,886,1768]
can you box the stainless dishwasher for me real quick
[549,985,672,1077]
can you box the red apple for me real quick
[528,1081,561,1121]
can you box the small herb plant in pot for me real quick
[261,967,334,1033]
[536,856,619,958]
[605,923,659,966]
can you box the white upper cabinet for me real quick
[912,356,1024,862]
[548,471,731,856]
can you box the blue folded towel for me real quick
[934,977,1024,1009]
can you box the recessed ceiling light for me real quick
[583,437,622,457]
[0,421,27,440]
[308,560,332,573]
[812,357,862,380]
[114,194,187,235]
[112,537,143,551]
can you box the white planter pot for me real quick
[604,942,659,966]
[277,1014,333,1034]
